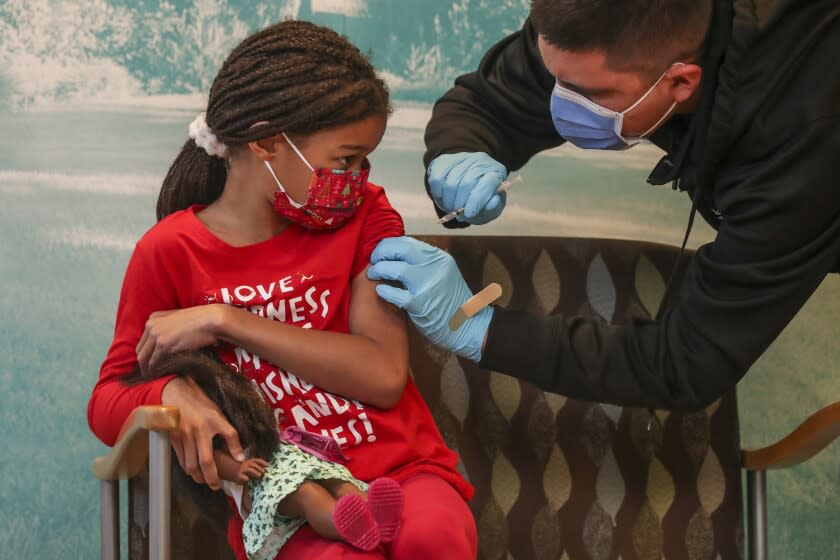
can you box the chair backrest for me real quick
[126,235,744,560]
[409,235,744,560]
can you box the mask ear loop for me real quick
[641,102,679,138]
[264,132,316,209]
[281,132,315,172]
[263,160,304,208]
[621,62,686,140]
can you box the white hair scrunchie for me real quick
[188,113,229,158]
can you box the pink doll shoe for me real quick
[366,478,404,542]
[333,494,381,551]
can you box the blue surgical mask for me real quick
[550,63,683,150]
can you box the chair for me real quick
[93,235,840,560]
[741,403,840,560]
[93,405,178,560]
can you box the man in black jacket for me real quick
[367,0,840,410]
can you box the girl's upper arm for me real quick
[348,265,410,391]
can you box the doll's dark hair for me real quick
[156,19,391,221]
[123,350,279,458]
[122,350,279,531]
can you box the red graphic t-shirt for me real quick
[88,183,473,504]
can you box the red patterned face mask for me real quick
[266,133,368,230]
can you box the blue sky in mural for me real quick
[0,0,530,108]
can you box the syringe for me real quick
[436,175,523,225]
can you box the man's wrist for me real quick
[461,305,495,362]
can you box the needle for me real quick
[437,175,523,225]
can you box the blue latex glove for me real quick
[367,236,494,362]
[428,152,508,225]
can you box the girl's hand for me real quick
[161,377,245,490]
[136,305,229,372]
[237,458,269,483]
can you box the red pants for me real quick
[230,474,477,560]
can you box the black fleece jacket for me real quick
[423,0,840,410]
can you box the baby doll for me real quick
[123,351,403,559]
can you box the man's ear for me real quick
[669,63,703,104]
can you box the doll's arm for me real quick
[213,449,268,483]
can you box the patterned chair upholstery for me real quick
[126,236,744,560]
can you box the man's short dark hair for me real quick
[530,0,712,75]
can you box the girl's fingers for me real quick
[170,435,186,473]
[136,338,154,373]
[147,341,168,372]
[217,423,245,462]
[196,429,221,490]
[182,432,204,485]
[135,326,150,357]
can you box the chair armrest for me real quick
[92,406,180,481]
[742,401,840,471]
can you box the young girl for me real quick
[87,20,477,560]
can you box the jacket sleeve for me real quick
[480,115,840,410]
[87,240,179,445]
[423,17,564,227]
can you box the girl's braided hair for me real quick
[157,20,391,221]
